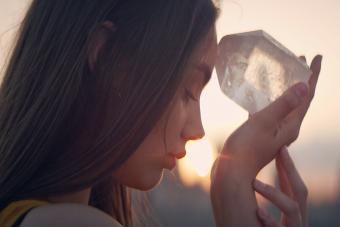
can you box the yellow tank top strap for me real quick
[0,199,50,227]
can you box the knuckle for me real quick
[274,119,287,138]
[288,126,300,142]
[276,119,287,135]
[292,128,300,140]
[272,123,280,138]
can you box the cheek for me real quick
[165,97,188,139]
[112,154,165,190]
[112,97,188,190]
[111,127,167,190]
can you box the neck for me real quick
[37,187,92,205]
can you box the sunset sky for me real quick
[204,0,340,203]
[1,0,339,203]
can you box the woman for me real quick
[0,0,322,226]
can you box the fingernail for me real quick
[315,54,323,65]
[294,83,308,97]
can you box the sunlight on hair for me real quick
[177,138,216,191]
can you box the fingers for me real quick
[276,147,309,227]
[250,54,322,150]
[276,147,293,197]
[255,82,308,129]
[270,55,322,145]
[294,55,323,120]
[257,208,284,227]
[277,147,308,202]
[255,54,321,126]
[256,147,309,227]
[298,54,322,100]
[308,55,322,100]
[253,179,303,227]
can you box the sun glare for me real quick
[186,139,215,177]
[177,138,216,190]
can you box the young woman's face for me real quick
[112,29,217,190]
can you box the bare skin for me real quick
[34,22,322,226]
[42,56,322,227]
[210,55,322,227]
[32,24,218,223]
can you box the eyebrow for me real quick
[195,62,213,87]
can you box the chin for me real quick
[130,169,164,191]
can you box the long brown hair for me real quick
[0,0,218,226]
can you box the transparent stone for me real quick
[215,30,312,114]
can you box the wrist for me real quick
[210,156,262,227]
[210,154,255,187]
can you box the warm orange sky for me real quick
[1,0,339,203]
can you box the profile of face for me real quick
[112,29,217,191]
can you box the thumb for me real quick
[255,82,309,127]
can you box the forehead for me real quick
[193,28,217,65]
[184,28,217,84]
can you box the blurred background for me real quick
[1,0,339,226]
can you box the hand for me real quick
[211,55,322,181]
[210,55,321,227]
[253,147,308,227]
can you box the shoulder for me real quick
[20,203,123,227]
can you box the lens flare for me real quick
[177,138,216,191]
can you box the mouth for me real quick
[176,150,186,159]
[163,149,186,170]
[164,156,177,170]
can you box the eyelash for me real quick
[184,89,197,102]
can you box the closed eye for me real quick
[185,88,198,101]
[196,63,213,87]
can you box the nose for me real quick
[181,110,205,141]
[186,130,205,140]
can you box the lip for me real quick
[177,149,187,159]
[164,156,177,170]
[172,149,187,160]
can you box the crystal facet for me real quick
[215,30,312,114]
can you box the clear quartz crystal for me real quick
[215,30,313,114]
